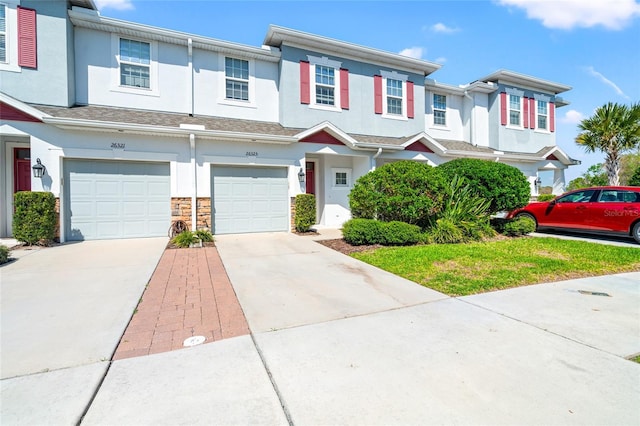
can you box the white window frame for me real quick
[110,34,159,96]
[534,94,551,133]
[0,0,20,73]
[307,55,341,112]
[218,55,256,108]
[505,88,524,129]
[381,70,408,121]
[433,93,447,126]
[332,168,352,189]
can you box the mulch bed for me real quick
[316,238,382,255]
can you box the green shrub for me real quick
[0,245,9,264]
[342,218,385,245]
[13,192,56,245]
[428,175,495,242]
[536,194,557,202]
[429,218,466,244]
[194,229,214,242]
[503,216,536,236]
[349,161,447,228]
[172,230,199,248]
[295,194,316,232]
[629,167,640,186]
[438,159,530,213]
[380,221,422,246]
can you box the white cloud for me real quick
[399,47,424,59]
[434,57,447,64]
[560,109,584,124]
[431,22,460,34]
[94,0,134,11]
[584,66,630,99]
[496,0,640,30]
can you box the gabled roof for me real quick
[68,8,281,62]
[478,70,571,95]
[0,92,50,122]
[264,25,441,76]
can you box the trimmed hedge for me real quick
[349,161,447,228]
[342,218,421,246]
[0,245,9,264]
[295,194,316,232]
[437,158,530,213]
[503,216,536,236]
[13,191,56,245]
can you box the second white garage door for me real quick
[212,166,288,234]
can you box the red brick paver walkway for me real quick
[113,246,250,360]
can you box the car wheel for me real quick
[516,212,538,230]
[633,222,640,244]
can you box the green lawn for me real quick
[351,237,640,296]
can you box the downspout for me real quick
[372,147,382,170]
[190,133,197,230]
[463,90,474,146]
[188,38,194,116]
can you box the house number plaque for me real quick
[111,142,126,149]
[246,151,258,157]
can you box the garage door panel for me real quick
[65,160,170,241]
[212,166,288,234]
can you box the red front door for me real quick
[305,162,315,195]
[14,148,32,193]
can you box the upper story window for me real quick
[315,65,335,106]
[0,5,6,63]
[537,100,548,130]
[374,70,414,120]
[509,94,521,126]
[225,57,249,101]
[386,78,403,115]
[300,56,348,111]
[119,39,150,88]
[433,94,446,126]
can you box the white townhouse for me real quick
[0,0,579,241]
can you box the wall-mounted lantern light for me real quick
[534,177,542,188]
[298,168,305,183]
[32,158,46,178]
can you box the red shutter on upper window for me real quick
[529,98,536,129]
[300,61,310,104]
[500,92,507,125]
[18,7,37,68]
[406,81,415,119]
[549,102,555,132]
[374,75,383,114]
[523,97,529,128]
[340,68,349,110]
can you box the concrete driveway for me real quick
[80,232,639,425]
[1,238,167,424]
[3,233,639,425]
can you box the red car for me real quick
[507,186,640,244]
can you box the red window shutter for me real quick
[523,97,529,128]
[300,61,310,104]
[407,81,415,119]
[340,68,349,110]
[549,102,555,132]
[529,98,536,129]
[374,75,383,114]
[18,7,37,68]
[500,92,507,125]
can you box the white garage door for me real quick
[65,159,170,241]
[212,166,288,234]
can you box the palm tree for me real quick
[576,102,640,186]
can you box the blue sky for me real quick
[94,0,640,184]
